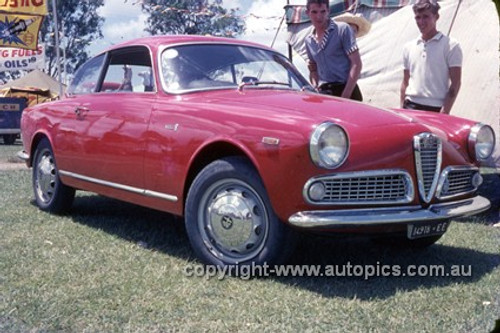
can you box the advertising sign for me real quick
[0,13,44,50]
[0,0,48,15]
[0,0,47,51]
[0,43,44,70]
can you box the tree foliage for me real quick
[40,0,105,82]
[142,0,245,37]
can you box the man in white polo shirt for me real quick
[400,0,462,114]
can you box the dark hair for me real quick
[306,0,329,10]
[413,0,440,14]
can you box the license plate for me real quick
[407,221,449,239]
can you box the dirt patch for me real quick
[0,161,26,171]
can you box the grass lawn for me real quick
[1,143,499,332]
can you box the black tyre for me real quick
[185,157,296,267]
[3,134,17,145]
[32,138,75,213]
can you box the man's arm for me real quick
[400,69,410,108]
[341,50,362,99]
[308,60,319,88]
[440,66,461,114]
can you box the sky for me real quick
[94,0,304,59]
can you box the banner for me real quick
[0,12,43,50]
[0,0,48,16]
[0,43,44,70]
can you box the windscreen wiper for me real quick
[237,80,290,91]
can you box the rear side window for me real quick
[101,47,155,93]
[67,54,105,95]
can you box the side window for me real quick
[68,54,105,95]
[101,47,155,93]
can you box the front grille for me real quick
[437,167,480,199]
[304,170,414,205]
[414,133,442,203]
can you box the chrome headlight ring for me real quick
[468,123,496,161]
[309,122,349,169]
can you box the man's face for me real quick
[414,9,439,36]
[307,3,330,28]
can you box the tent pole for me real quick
[51,0,63,98]
[287,0,292,62]
[447,0,462,36]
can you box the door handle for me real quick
[74,106,89,117]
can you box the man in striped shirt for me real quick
[305,0,363,101]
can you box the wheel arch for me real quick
[27,132,52,167]
[182,140,260,211]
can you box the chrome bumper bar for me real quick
[288,196,490,229]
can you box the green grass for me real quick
[0,140,23,163]
[1,145,499,332]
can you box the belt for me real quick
[404,99,441,112]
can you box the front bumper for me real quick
[288,195,490,229]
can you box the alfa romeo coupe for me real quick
[19,35,495,266]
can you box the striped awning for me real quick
[285,0,409,24]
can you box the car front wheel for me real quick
[185,157,295,267]
[32,138,75,213]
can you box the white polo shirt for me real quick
[403,32,462,107]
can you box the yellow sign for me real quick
[0,13,43,50]
[0,0,48,16]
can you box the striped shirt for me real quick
[305,19,358,85]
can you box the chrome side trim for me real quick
[59,170,178,202]
[288,196,490,229]
[303,169,414,206]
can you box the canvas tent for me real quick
[0,70,63,107]
[286,0,500,170]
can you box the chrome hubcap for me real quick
[199,179,269,264]
[35,153,56,204]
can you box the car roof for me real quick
[101,35,275,54]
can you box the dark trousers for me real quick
[403,99,441,112]
[318,82,363,101]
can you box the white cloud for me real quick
[99,0,145,17]
[90,0,149,54]
[92,0,305,61]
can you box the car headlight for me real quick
[468,123,496,161]
[310,122,349,169]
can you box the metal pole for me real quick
[61,19,66,85]
[51,0,63,98]
[287,0,293,61]
[447,0,463,36]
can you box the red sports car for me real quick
[19,35,495,267]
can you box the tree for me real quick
[40,0,105,82]
[142,0,245,37]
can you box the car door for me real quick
[58,46,155,190]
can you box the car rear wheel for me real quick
[3,134,17,145]
[185,157,296,267]
[32,138,75,213]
